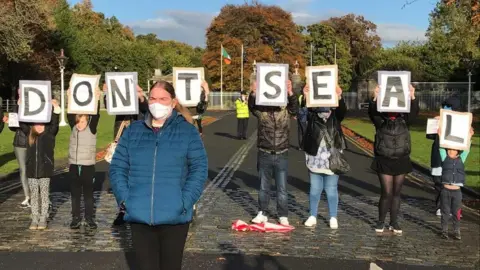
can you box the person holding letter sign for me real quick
[302,84,347,229]
[8,96,31,208]
[369,84,419,235]
[248,80,298,226]
[438,127,474,240]
[67,89,101,230]
[426,96,463,216]
[20,100,61,230]
[109,80,207,270]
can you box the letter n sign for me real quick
[439,109,473,151]
[68,74,100,115]
[105,72,139,115]
[255,63,289,107]
[377,71,411,113]
[173,67,204,107]
[306,65,338,107]
[18,80,52,123]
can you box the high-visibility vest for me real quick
[235,99,249,118]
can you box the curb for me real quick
[341,125,480,200]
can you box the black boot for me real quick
[85,218,98,230]
[70,217,82,229]
[113,211,125,226]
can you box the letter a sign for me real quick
[173,67,204,107]
[439,109,473,151]
[377,71,411,113]
[306,65,338,107]
[105,72,138,115]
[256,63,288,106]
[19,80,52,123]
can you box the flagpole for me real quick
[220,44,223,109]
[334,43,337,65]
[241,44,244,92]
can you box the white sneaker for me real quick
[252,211,268,224]
[436,209,442,216]
[304,216,317,227]
[20,197,30,208]
[279,217,289,226]
[329,217,338,229]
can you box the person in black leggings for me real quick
[369,84,419,234]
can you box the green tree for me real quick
[305,23,353,90]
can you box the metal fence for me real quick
[207,92,241,110]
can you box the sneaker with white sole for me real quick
[304,216,317,227]
[436,209,442,216]
[252,211,268,224]
[279,217,289,226]
[329,217,338,229]
[20,197,30,208]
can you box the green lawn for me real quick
[342,114,480,189]
[0,111,115,176]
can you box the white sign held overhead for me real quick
[377,71,411,113]
[173,67,204,107]
[439,109,473,151]
[8,113,19,128]
[68,74,100,115]
[18,80,52,123]
[255,63,289,107]
[306,65,338,107]
[105,72,138,115]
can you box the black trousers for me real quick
[440,188,462,232]
[237,118,249,139]
[297,120,307,149]
[69,164,95,220]
[131,222,190,270]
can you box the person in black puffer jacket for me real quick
[20,101,61,230]
[8,99,31,208]
[248,79,298,226]
[369,84,419,235]
[426,95,463,216]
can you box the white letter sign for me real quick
[255,63,288,106]
[306,65,338,107]
[18,80,52,123]
[439,109,473,151]
[8,113,19,128]
[377,71,411,113]
[106,72,138,115]
[173,67,204,107]
[68,74,100,115]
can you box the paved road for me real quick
[0,112,479,270]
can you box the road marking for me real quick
[369,262,383,270]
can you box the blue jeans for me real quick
[309,172,339,218]
[257,151,288,217]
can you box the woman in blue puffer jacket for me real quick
[109,80,208,270]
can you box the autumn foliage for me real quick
[203,3,305,91]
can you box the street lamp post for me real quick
[56,49,68,127]
[468,71,472,112]
[462,52,475,112]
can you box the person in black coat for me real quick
[427,95,463,216]
[369,84,419,235]
[8,102,30,207]
[20,100,61,230]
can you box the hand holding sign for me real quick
[2,115,7,123]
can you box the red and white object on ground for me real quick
[231,220,294,233]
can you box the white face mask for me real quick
[149,103,173,120]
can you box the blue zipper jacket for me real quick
[109,110,208,225]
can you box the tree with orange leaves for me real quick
[203,3,305,91]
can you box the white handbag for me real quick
[105,120,129,163]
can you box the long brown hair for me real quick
[149,80,194,124]
[28,128,40,146]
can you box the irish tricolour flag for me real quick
[222,46,231,65]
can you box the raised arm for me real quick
[89,100,101,134]
[404,98,419,127]
[182,126,208,211]
[46,106,60,136]
[335,97,347,123]
[109,126,131,206]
